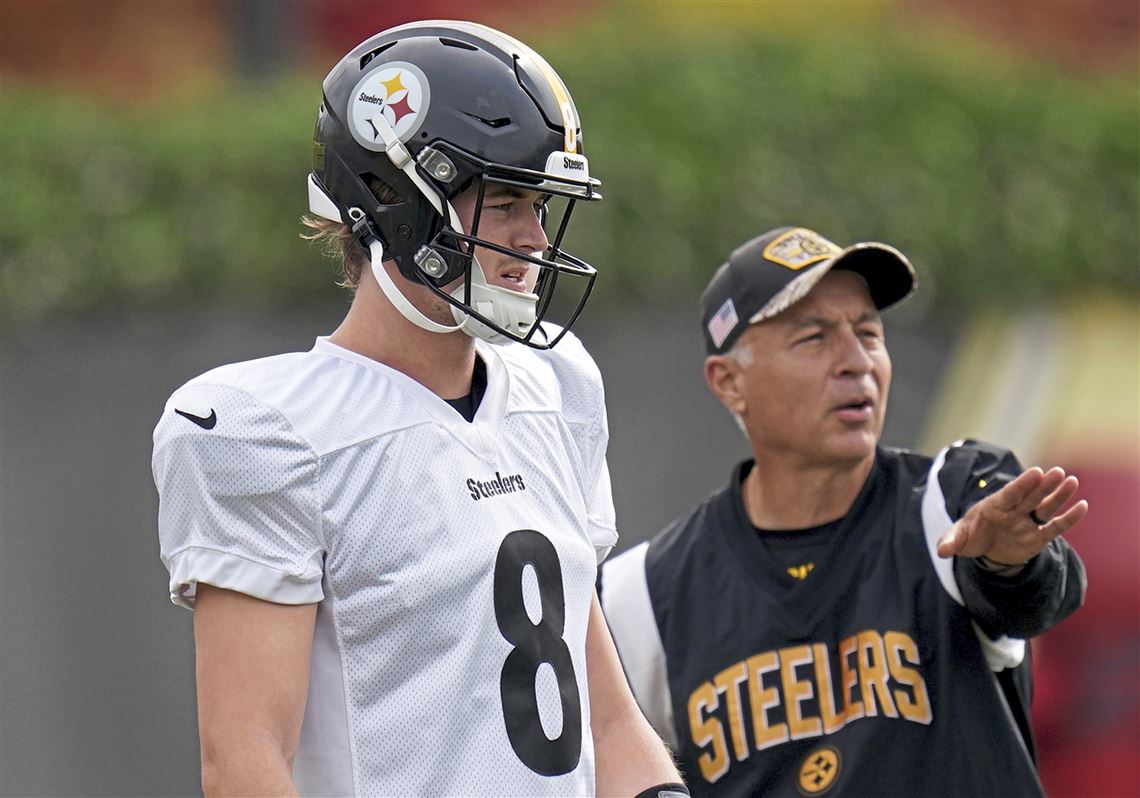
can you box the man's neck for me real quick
[328,282,477,400]
[742,451,876,531]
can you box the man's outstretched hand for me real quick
[936,466,1089,567]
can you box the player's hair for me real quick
[301,176,402,290]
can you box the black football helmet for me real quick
[308,20,602,348]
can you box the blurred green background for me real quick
[1,2,1137,796]
[2,1,1137,320]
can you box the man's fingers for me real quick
[1031,475,1080,525]
[1041,499,1089,538]
[936,522,965,558]
[993,467,1044,513]
[1017,467,1065,515]
[940,469,1087,562]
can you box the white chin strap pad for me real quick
[452,260,539,344]
[368,240,464,335]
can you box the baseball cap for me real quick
[701,226,917,355]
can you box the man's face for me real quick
[725,270,892,469]
[387,182,550,327]
[451,182,550,294]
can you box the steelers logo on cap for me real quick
[796,746,841,796]
[763,228,841,271]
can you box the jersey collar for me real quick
[311,337,508,459]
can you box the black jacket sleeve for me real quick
[954,537,1087,638]
[939,439,1088,638]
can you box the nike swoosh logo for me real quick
[175,408,217,430]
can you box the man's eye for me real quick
[796,333,824,345]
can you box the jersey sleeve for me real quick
[933,439,1087,639]
[152,382,325,609]
[544,329,619,563]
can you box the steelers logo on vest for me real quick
[797,746,841,795]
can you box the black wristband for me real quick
[632,784,689,798]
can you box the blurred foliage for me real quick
[1,10,1137,321]
[1,81,321,321]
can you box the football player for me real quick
[599,226,1088,797]
[153,21,685,797]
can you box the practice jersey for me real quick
[600,443,1086,798]
[153,332,617,797]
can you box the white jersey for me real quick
[152,333,617,797]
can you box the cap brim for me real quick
[748,241,916,325]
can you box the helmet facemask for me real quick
[411,143,600,348]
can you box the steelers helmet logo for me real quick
[796,746,841,795]
[348,61,431,152]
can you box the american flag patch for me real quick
[707,298,739,349]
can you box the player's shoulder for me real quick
[492,324,604,421]
[156,342,436,457]
[171,351,313,407]
[498,324,601,381]
[153,350,323,461]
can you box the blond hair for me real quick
[301,177,402,289]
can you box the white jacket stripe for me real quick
[921,442,1025,672]
[600,542,677,748]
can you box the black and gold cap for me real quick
[700,226,917,355]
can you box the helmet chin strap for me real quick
[367,238,464,334]
[368,232,541,344]
[368,111,541,344]
[451,260,539,344]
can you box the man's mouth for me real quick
[833,397,874,422]
[498,267,527,287]
[490,263,537,293]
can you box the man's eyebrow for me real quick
[483,186,534,200]
[788,309,881,330]
[789,315,832,331]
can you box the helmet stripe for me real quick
[460,22,580,154]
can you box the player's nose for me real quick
[513,206,549,256]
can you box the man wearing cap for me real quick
[599,227,1088,797]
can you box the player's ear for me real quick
[704,355,746,415]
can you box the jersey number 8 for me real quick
[493,529,582,776]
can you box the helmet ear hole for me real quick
[360,173,403,206]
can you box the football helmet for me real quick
[308,20,602,348]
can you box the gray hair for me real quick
[721,335,754,439]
